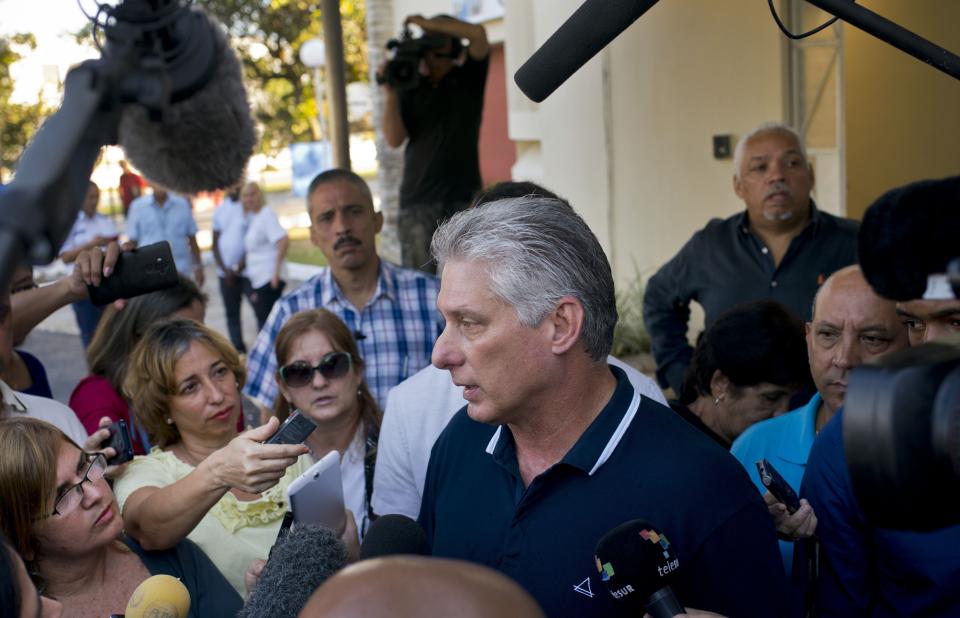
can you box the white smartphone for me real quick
[286,450,345,530]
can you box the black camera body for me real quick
[845,341,960,531]
[378,28,461,91]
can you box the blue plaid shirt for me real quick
[244,259,442,410]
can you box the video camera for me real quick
[376,27,462,91]
[844,176,960,531]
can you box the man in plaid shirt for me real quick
[244,169,442,416]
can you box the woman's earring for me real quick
[166,417,174,425]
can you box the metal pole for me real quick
[321,0,351,169]
[805,0,960,80]
[313,66,326,141]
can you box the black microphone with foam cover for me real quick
[359,514,429,560]
[113,1,256,193]
[858,176,960,301]
[239,525,348,618]
[514,0,662,103]
[594,519,684,618]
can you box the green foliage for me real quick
[0,33,51,182]
[611,269,651,358]
[196,0,369,154]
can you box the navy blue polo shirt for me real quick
[419,366,787,617]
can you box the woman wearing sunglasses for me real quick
[111,319,312,596]
[0,417,241,616]
[273,309,382,537]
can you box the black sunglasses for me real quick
[279,352,353,388]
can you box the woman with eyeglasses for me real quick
[273,309,382,537]
[111,319,312,596]
[0,417,241,616]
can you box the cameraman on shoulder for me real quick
[379,14,489,274]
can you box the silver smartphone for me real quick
[286,450,345,530]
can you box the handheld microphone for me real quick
[858,176,960,301]
[111,1,257,193]
[594,519,684,618]
[514,0,662,103]
[123,574,191,618]
[239,524,348,618]
[359,514,429,560]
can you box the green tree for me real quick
[0,33,51,183]
[197,0,368,154]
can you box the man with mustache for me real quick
[643,122,859,396]
[244,169,442,415]
[730,265,908,575]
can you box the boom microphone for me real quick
[239,525,348,618]
[514,0,662,103]
[595,519,684,618]
[359,514,429,560]
[111,0,256,193]
[858,176,960,301]
[124,574,191,618]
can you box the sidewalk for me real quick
[20,259,321,405]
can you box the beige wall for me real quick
[843,0,960,218]
[605,1,786,281]
[500,1,787,284]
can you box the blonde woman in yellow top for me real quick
[113,319,311,596]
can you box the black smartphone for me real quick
[87,242,180,306]
[100,420,134,466]
[264,410,317,445]
[756,459,801,514]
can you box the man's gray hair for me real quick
[733,122,808,180]
[431,196,617,361]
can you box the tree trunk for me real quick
[365,0,403,263]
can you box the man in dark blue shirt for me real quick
[420,195,787,618]
[643,122,859,395]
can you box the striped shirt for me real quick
[244,259,442,410]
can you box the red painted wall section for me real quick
[479,43,515,186]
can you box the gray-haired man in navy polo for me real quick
[419,196,787,618]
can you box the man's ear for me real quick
[548,296,586,355]
[373,209,384,234]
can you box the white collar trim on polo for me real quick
[484,381,642,477]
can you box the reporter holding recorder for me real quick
[0,417,240,616]
[112,319,312,595]
[271,309,381,538]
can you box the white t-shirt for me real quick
[59,212,119,255]
[371,358,668,519]
[0,380,88,445]
[211,197,248,277]
[243,207,287,289]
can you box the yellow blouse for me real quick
[114,447,313,597]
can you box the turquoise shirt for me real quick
[731,393,821,575]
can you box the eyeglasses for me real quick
[49,453,107,518]
[279,352,353,388]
